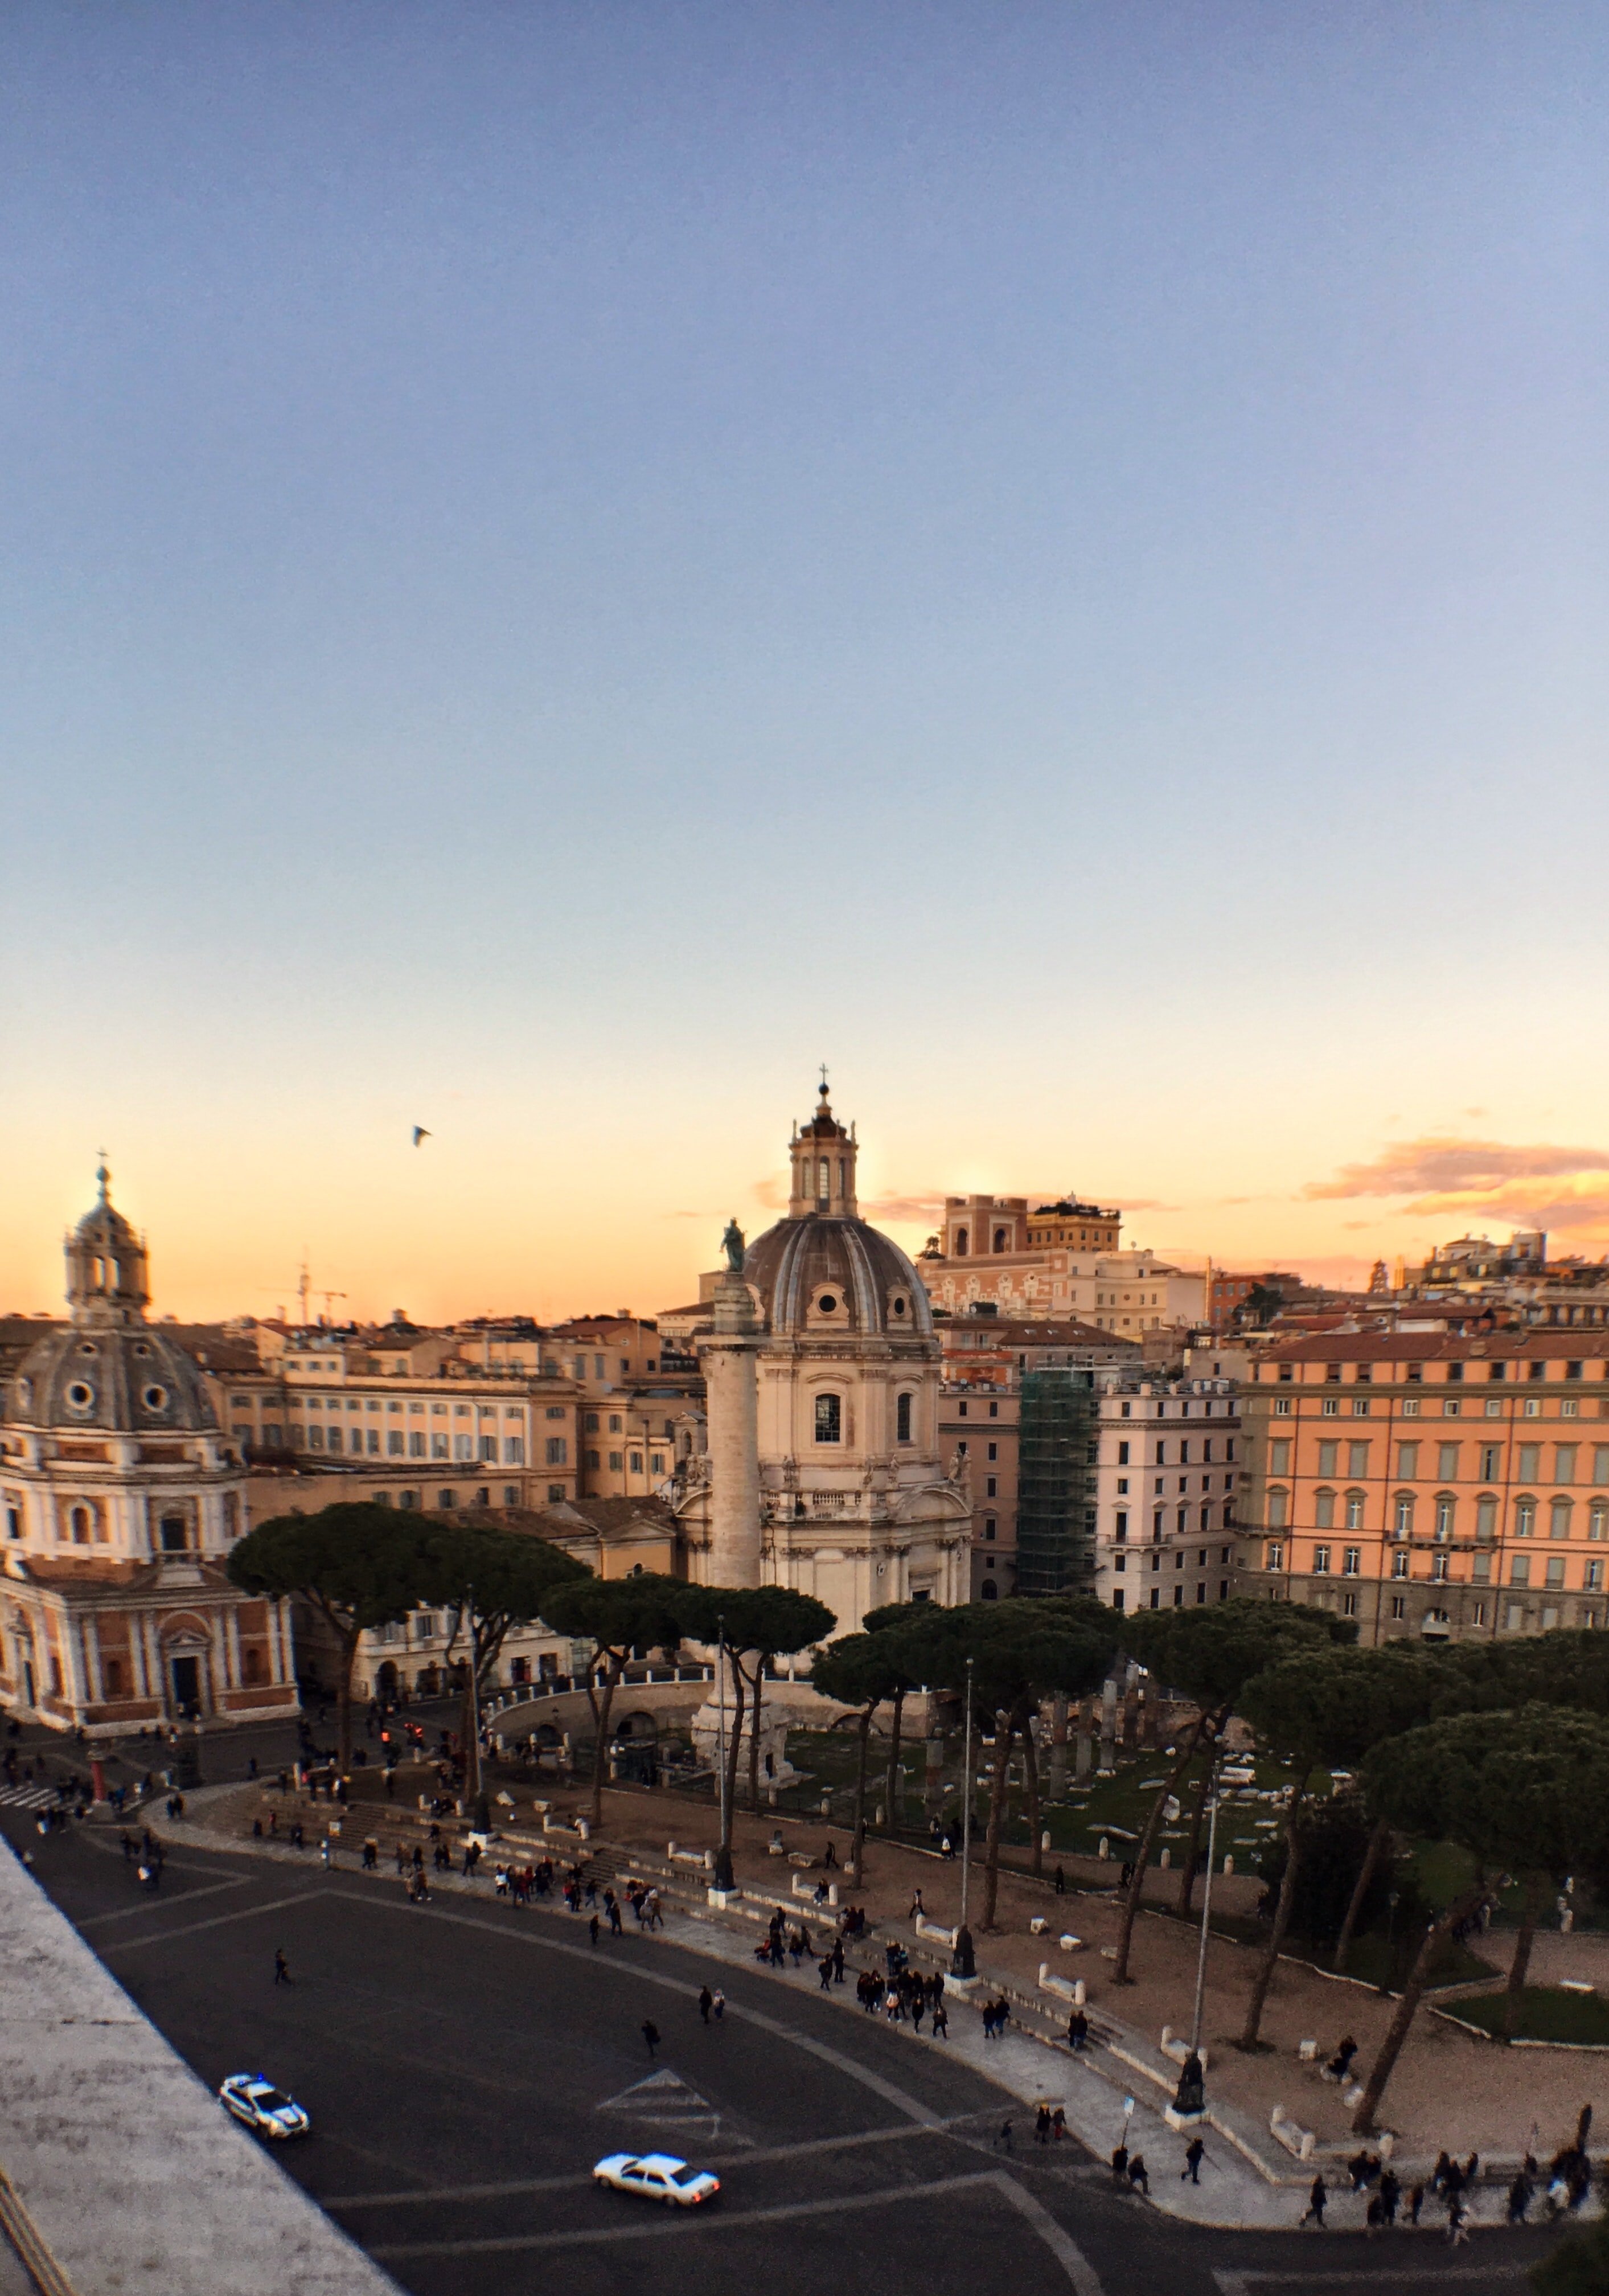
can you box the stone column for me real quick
[701,1273,762,1589]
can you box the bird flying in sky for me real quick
[412,1126,431,1147]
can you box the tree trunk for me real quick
[980,1714,1015,1930]
[460,1622,482,1809]
[722,1659,746,1871]
[1332,1815,1391,1973]
[748,1654,765,1816]
[1113,1713,1206,1983]
[1352,1885,1491,2132]
[884,1687,906,1838]
[1503,1873,1548,2038]
[1024,1716,1042,1877]
[851,1707,873,1882]
[1239,1784,1309,2049]
[1175,1713,1222,1917]
[335,1622,360,1777]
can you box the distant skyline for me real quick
[3,5,1606,1322]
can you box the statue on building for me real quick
[721,1219,746,1273]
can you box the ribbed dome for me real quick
[743,1216,933,1339]
[9,1323,217,1435]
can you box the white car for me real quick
[219,2073,310,2140]
[593,2151,720,2207]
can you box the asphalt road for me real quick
[9,1811,1566,2296]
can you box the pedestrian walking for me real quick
[642,2020,660,2060]
[908,1889,926,1921]
[1508,2172,1533,2224]
[712,1988,725,2023]
[1068,2009,1088,2051]
[931,2000,948,2040]
[1182,2137,1204,2185]
[1447,2194,1469,2246]
[588,1914,600,1946]
[698,1986,713,2024]
[1299,2174,1327,2227]
[1035,2106,1052,2146]
[1380,2170,1400,2224]
[273,1948,291,1985]
[1110,2142,1128,2187]
[994,2119,1013,2152]
[1409,2183,1425,2226]
[818,1955,833,1991]
[1054,1865,1066,1896]
[1051,2108,1066,2143]
[1127,2154,1149,2197]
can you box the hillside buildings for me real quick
[916,1195,1206,1334]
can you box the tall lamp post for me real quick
[713,1614,733,1892]
[1189,1760,1222,2062]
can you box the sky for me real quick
[3,2,1607,1325]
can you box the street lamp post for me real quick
[713,1614,733,1892]
[1189,1765,1222,2061]
[959,1657,975,1934]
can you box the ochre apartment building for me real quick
[1238,1329,1609,1642]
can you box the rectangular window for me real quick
[1269,1440,1291,1476]
[1475,1494,1496,1541]
[545,1437,568,1466]
[629,1453,642,1474]
[504,1437,526,1465]
[608,1450,623,1471]
[1347,1441,1370,1477]
[1352,1398,1370,1418]
[453,1435,474,1462]
[1317,1441,1339,1477]
[309,1425,326,1450]
[1312,1545,1331,1574]
[1431,1553,1449,1582]
[1265,1541,1283,1569]
[1342,1591,1358,1616]
[1343,1547,1361,1576]
[986,1476,998,1498]
[408,1432,425,1457]
[1321,1398,1339,1417]
[1401,1397,1420,1418]
[1479,1444,1502,1482]
[1396,1441,1420,1479]
[1511,1554,1531,1586]
[1390,1595,1406,1619]
[545,1406,565,1421]
[1546,1556,1566,1590]
[1555,1444,1579,1484]
[1471,1550,1491,1582]
[387,1430,404,1456]
[1392,1549,1409,1578]
[1438,1442,1460,1481]
[1587,1560,1604,1592]
[1519,1444,1541,1482]
[1442,1399,1461,1418]
[897,1393,914,1444]
[814,1392,842,1443]
[1273,1397,1292,1416]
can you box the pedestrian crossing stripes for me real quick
[0,1785,59,1810]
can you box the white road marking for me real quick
[1213,2266,1529,2293]
[98,1889,326,1951]
[369,2168,1005,2258]
[77,1878,247,1928]
[988,2172,1107,2295]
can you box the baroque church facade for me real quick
[0,1175,298,1736]
[675,1088,970,1631]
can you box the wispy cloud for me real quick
[1304,1138,1609,1202]
[862,1192,946,1225]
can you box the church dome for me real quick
[743,1216,934,1339]
[5,1169,216,1435]
[7,1323,217,1436]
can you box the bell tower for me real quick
[787,1075,859,1219]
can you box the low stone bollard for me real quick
[1269,2106,1315,2161]
[1159,2027,1208,2070]
[791,1873,838,1905]
[914,1913,960,1951]
[1038,1963,1086,2006]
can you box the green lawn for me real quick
[1441,1986,1609,2046]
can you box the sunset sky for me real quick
[4,4,1607,1325]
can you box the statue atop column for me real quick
[721,1218,746,1272]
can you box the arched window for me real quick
[69,1505,91,1545]
[814,1393,842,1444]
[817,1158,830,1203]
[895,1392,913,1444]
[1393,1492,1414,1536]
[1267,1487,1288,1529]
[1344,1490,1366,1531]
[1514,1495,1536,1537]
[1434,1494,1455,1540]
[980,1578,998,1601]
[993,1227,1007,1253]
[1314,1487,1335,1528]
[954,1228,969,1257]
[1551,1496,1574,1539]
[1475,1494,1497,1541]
